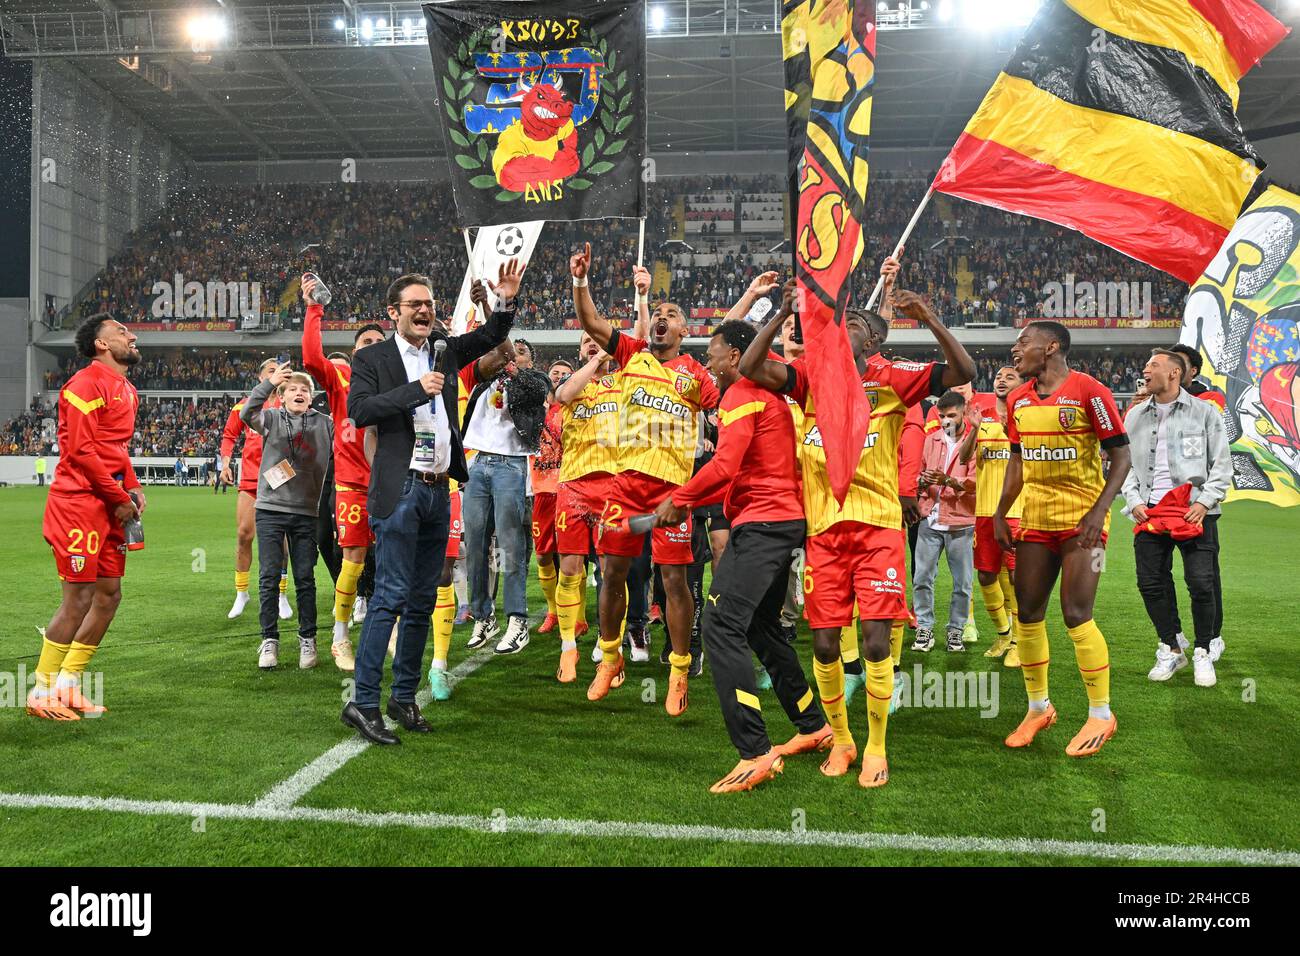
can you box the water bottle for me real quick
[123,516,145,551]
[303,272,332,306]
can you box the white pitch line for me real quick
[253,648,495,810]
[0,791,1296,866]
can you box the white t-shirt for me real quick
[926,430,961,532]
[1150,400,1176,504]
[464,378,529,457]
[398,336,452,474]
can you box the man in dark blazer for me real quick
[340,262,521,744]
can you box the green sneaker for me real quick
[962,619,979,645]
[756,667,772,691]
[427,666,452,702]
[844,670,866,705]
[889,672,906,716]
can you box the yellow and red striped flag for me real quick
[933,0,1287,284]
[783,0,876,503]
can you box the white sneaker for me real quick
[911,627,934,653]
[258,638,279,670]
[467,616,500,649]
[227,591,251,619]
[352,596,368,625]
[1209,635,1225,663]
[494,616,530,655]
[591,641,604,663]
[278,594,293,620]
[299,637,318,669]
[1193,647,1217,687]
[1148,644,1187,682]
[1177,632,1189,652]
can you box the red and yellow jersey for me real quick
[302,302,369,491]
[1007,371,1127,532]
[51,360,140,504]
[221,398,266,490]
[788,354,939,536]
[973,412,1022,519]
[559,372,621,483]
[531,402,564,495]
[610,330,720,485]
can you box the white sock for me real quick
[332,620,349,644]
[432,659,447,671]
[561,639,577,651]
[1028,697,1050,713]
[1089,704,1112,721]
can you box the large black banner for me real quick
[423,0,647,227]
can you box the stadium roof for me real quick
[4,1,1300,164]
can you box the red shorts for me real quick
[556,475,609,556]
[43,492,126,583]
[974,516,1018,573]
[447,490,463,559]
[1013,525,1109,553]
[803,522,907,628]
[532,492,557,554]
[599,472,693,565]
[335,487,374,549]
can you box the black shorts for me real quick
[693,503,730,532]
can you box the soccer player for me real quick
[994,320,1131,758]
[654,320,832,792]
[958,364,1024,665]
[301,274,386,671]
[571,242,720,715]
[741,288,975,788]
[530,364,569,637]
[221,358,292,621]
[29,314,144,720]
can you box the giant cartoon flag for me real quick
[933,0,1287,284]
[1181,185,1300,507]
[423,0,647,227]
[783,0,875,504]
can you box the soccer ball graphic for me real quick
[496,226,525,257]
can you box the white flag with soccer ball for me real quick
[448,221,545,334]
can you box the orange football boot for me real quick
[1004,703,1058,748]
[537,612,558,635]
[54,684,107,716]
[858,755,889,789]
[26,692,80,721]
[586,655,625,701]
[574,620,590,638]
[819,743,857,777]
[709,750,785,794]
[1065,714,1117,758]
[776,723,834,757]
[665,673,689,717]
[556,648,578,684]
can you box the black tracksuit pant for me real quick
[703,518,824,759]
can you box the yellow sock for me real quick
[577,573,588,626]
[279,573,288,594]
[812,658,852,746]
[334,559,363,624]
[999,568,1018,619]
[668,651,691,679]
[235,570,249,593]
[1067,619,1111,709]
[889,621,905,667]
[980,581,1010,634]
[557,572,583,646]
[35,637,71,691]
[864,658,893,758]
[1018,619,1050,705]
[599,635,622,662]
[538,562,558,617]
[432,585,455,666]
[839,623,860,666]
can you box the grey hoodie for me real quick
[240,378,333,517]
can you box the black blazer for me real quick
[348,304,514,519]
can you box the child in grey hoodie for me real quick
[242,365,334,670]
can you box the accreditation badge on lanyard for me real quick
[413,423,438,469]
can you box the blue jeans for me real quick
[913,521,975,634]
[463,452,529,621]
[353,475,450,710]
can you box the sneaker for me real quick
[467,615,499,649]
[889,671,906,715]
[962,619,979,645]
[427,666,452,701]
[1148,644,1187,682]
[755,667,772,691]
[984,629,1013,658]
[258,638,279,670]
[1003,642,1021,668]
[1209,635,1225,663]
[844,669,865,704]
[331,640,355,672]
[911,627,934,652]
[537,612,558,635]
[227,591,251,619]
[1176,631,1190,652]
[352,595,368,625]
[493,616,530,655]
[591,641,604,663]
[627,625,650,663]
[299,637,318,669]
[453,606,472,626]
[709,750,785,794]
[946,627,966,653]
[689,647,704,678]
[1193,647,1217,687]
[278,594,293,620]
[781,624,798,645]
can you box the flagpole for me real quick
[636,217,646,267]
[865,186,934,310]
[462,227,477,281]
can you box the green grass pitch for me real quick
[0,486,1295,866]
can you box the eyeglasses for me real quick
[397,299,435,312]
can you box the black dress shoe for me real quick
[386,698,432,733]
[341,701,400,745]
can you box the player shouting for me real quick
[29,315,145,721]
[301,273,386,671]
[571,242,719,715]
[994,321,1131,758]
[741,288,974,789]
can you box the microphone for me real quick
[431,338,447,374]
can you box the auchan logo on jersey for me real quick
[628,387,691,419]
[981,447,1011,462]
[572,400,618,420]
[1022,445,1078,462]
[804,426,879,450]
